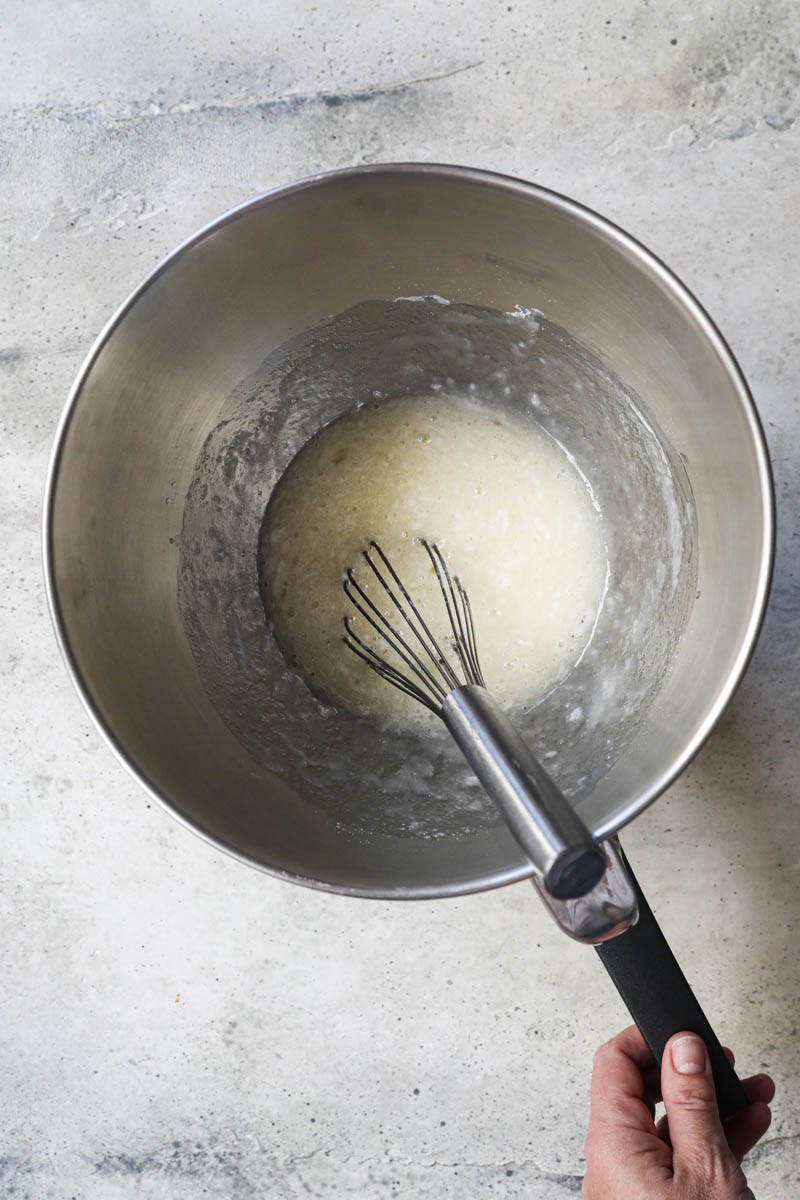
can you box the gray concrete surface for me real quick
[2,0,799,1196]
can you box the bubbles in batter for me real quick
[259,393,608,732]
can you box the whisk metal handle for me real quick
[441,685,605,900]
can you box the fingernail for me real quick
[671,1035,706,1075]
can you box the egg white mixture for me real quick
[261,393,607,731]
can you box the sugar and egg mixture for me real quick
[260,393,608,731]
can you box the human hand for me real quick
[583,1026,774,1199]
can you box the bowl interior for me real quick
[46,167,772,896]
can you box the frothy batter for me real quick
[260,393,607,731]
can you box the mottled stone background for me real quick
[2,1,798,1195]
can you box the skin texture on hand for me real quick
[583,1027,775,1199]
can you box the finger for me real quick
[661,1033,732,1172]
[722,1073,775,1163]
[591,1026,654,1108]
[657,1072,774,1147]
[602,1024,656,1072]
[724,1100,772,1163]
[589,1026,656,1134]
[740,1073,776,1106]
[640,1041,735,1110]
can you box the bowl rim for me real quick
[42,161,776,899]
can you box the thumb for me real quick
[661,1033,732,1175]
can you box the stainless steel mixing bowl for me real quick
[44,164,774,898]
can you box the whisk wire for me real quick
[459,584,486,687]
[343,570,447,703]
[342,618,441,713]
[365,542,463,693]
[342,539,484,709]
[423,540,485,688]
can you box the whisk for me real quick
[343,539,606,900]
